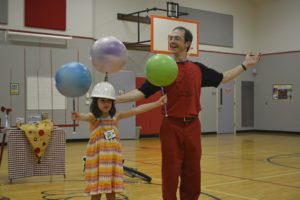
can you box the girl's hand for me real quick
[71,112,79,120]
[158,95,167,105]
[71,112,94,122]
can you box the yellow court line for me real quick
[203,171,300,188]
[255,171,300,180]
[204,188,259,200]
[204,179,248,187]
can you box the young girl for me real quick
[72,81,166,200]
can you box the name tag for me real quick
[104,129,116,140]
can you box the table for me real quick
[6,127,66,183]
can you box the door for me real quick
[241,81,254,127]
[109,71,136,139]
[217,81,235,134]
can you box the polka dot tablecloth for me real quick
[7,127,65,183]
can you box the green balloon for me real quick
[145,54,178,86]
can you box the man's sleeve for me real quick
[195,62,223,87]
[138,80,161,98]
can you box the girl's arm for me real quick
[116,95,167,120]
[71,112,95,122]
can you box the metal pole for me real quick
[72,98,76,134]
[137,13,140,42]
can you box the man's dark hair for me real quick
[173,26,193,51]
[90,98,116,118]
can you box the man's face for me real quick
[168,29,188,54]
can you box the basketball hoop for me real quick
[167,2,179,18]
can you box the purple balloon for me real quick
[91,36,127,73]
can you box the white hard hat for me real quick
[91,82,116,100]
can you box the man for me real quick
[116,27,261,200]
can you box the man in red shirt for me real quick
[116,27,261,200]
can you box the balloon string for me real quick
[161,87,168,117]
[73,98,76,134]
[104,72,108,82]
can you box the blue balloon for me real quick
[55,62,92,97]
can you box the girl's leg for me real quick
[91,194,101,200]
[106,192,116,200]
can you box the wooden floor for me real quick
[0,132,300,200]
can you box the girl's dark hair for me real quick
[90,98,116,118]
[173,26,193,51]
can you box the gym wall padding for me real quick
[136,77,163,136]
[25,0,66,30]
[0,0,8,24]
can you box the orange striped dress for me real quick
[84,117,124,195]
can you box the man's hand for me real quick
[243,52,262,68]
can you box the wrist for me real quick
[241,63,247,71]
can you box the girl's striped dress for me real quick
[84,117,124,195]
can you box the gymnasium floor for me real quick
[0,132,299,200]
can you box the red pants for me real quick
[160,117,201,200]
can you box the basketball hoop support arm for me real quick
[117,6,188,44]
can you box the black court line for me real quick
[139,182,222,199]
[41,189,220,200]
[123,158,160,166]
[41,190,128,200]
[266,153,300,169]
[39,179,221,199]
[201,192,222,200]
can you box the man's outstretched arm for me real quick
[222,52,262,83]
[115,89,145,103]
